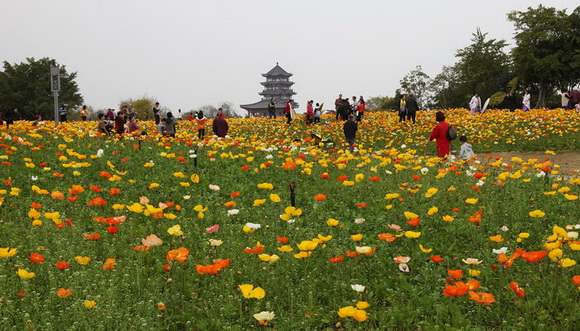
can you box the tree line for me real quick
[368,5,579,110]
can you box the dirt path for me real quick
[477,151,579,175]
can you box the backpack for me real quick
[447,125,457,141]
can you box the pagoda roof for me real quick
[262,63,293,77]
[260,81,294,86]
[240,99,295,111]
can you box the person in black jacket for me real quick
[406,95,419,124]
[505,93,518,112]
[343,115,358,153]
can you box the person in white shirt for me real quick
[458,135,475,160]
[469,93,480,114]
[522,91,531,111]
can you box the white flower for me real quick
[351,284,365,292]
[227,209,239,216]
[465,170,474,177]
[208,239,223,247]
[462,258,483,265]
[399,263,410,272]
[567,231,578,239]
[476,180,485,186]
[536,172,546,178]
[400,144,407,149]
[354,218,366,224]
[265,154,273,159]
[183,195,191,200]
[385,170,393,175]
[253,311,275,322]
[286,219,296,223]
[189,154,197,158]
[209,184,220,191]
[96,149,104,158]
[31,176,38,181]
[245,222,261,229]
[492,247,509,254]
[420,167,429,175]
[501,226,509,232]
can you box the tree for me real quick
[0,57,83,120]
[508,5,580,107]
[118,96,158,121]
[454,28,513,105]
[430,65,462,108]
[399,65,431,107]
[366,95,398,111]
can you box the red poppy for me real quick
[38,162,47,167]
[30,253,45,263]
[473,172,484,179]
[66,219,74,227]
[407,218,421,226]
[177,157,186,163]
[369,176,380,181]
[337,175,348,182]
[230,191,241,197]
[345,251,360,257]
[17,291,27,298]
[320,173,330,179]
[90,185,102,193]
[452,208,460,212]
[329,256,345,263]
[572,275,580,285]
[240,165,251,170]
[99,171,112,179]
[356,203,367,208]
[163,264,171,272]
[244,245,265,254]
[56,261,70,270]
[87,197,107,206]
[121,157,129,163]
[412,174,421,181]
[67,195,79,202]
[30,202,42,209]
[430,255,444,263]
[277,236,289,244]
[107,226,119,234]
[468,291,495,305]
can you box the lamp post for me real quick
[50,65,61,126]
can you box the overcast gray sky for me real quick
[0,0,576,114]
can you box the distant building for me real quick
[240,63,298,117]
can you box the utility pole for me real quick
[50,65,61,126]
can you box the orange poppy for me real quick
[337,175,348,182]
[377,233,396,242]
[572,275,580,285]
[407,218,421,226]
[87,197,107,206]
[56,288,73,298]
[443,283,468,297]
[67,196,79,202]
[90,185,102,193]
[345,251,360,257]
[166,247,189,262]
[369,176,380,181]
[412,174,421,181]
[230,191,241,197]
[109,188,121,195]
[132,245,150,251]
[224,201,236,207]
[356,203,367,208]
[99,171,112,179]
[50,191,64,200]
[244,245,265,254]
[56,261,70,270]
[213,259,230,270]
[448,269,463,279]
[314,194,327,201]
[468,291,495,305]
[30,202,42,209]
[277,237,289,244]
[84,233,101,240]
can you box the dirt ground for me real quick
[476,151,579,175]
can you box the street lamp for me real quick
[50,65,61,125]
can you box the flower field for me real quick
[0,109,578,329]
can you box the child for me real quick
[458,135,475,160]
[157,118,167,136]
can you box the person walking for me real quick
[424,111,451,159]
[212,114,229,137]
[306,100,314,125]
[522,91,531,111]
[505,93,518,112]
[285,100,294,124]
[268,99,276,119]
[343,115,358,153]
[313,103,321,124]
[59,105,68,122]
[397,95,406,122]
[335,94,343,121]
[406,94,419,124]
[469,93,480,114]
[196,111,207,140]
[356,96,365,122]
[153,102,161,124]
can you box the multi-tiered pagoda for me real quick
[240,63,297,117]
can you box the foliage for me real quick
[0,110,578,329]
[508,5,580,107]
[454,28,513,104]
[118,96,159,121]
[0,57,83,120]
[366,95,398,111]
[399,65,431,108]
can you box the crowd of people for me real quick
[334,95,366,122]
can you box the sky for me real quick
[0,0,577,114]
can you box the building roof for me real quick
[240,100,296,111]
[262,63,292,77]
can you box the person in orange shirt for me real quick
[195,111,207,140]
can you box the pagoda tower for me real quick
[240,63,297,117]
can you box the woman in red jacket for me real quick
[424,111,450,158]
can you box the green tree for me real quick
[118,96,158,120]
[454,28,513,105]
[430,65,462,108]
[508,5,580,107]
[399,65,431,107]
[0,57,83,120]
[366,95,397,111]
